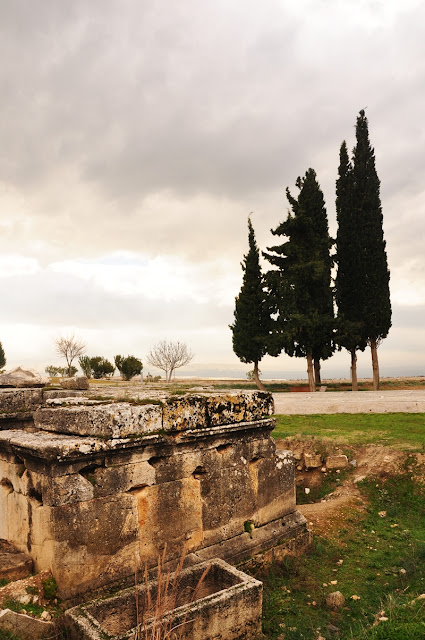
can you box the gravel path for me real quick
[272,389,425,414]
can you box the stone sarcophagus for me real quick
[0,390,308,598]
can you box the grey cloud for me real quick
[0,1,424,292]
[0,271,232,330]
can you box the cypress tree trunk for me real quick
[306,352,315,392]
[253,361,266,392]
[313,358,321,387]
[370,339,379,390]
[350,348,358,391]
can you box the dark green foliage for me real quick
[336,112,391,350]
[335,141,368,353]
[0,341,5,369]
[264,169,334,365]
[42,576,58,599]
[352,110,391,344]
[79,355,93,378]
[230,218,270,367]
[89,356,115,379]
[114,355,143,380]
[3,597,44,618]
[45,365,61,377]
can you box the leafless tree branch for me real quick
[147,340,194,382]
[55,334,86,376]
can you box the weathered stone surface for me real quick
[241,391,275,421]
[326,454,349,469]
[206,392,272,427]
[34,402,162,438]
[45,397,100,406]
[0,389,306,599]
[60,376,89,390]
[67,559,263,640]
[0,539,33,581]
[136,477,204,563]
[25,460,157,506]
[50,494,139,596]
[0,388,43,414]
[0,367,46,388]
[326,591,345,609]
[43,389,84,400]
[198,511,309,566]
[0,608,53,640]
[304,452,322,469]
[163,395,207,430]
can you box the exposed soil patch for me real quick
[276,438,414,538]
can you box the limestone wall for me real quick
[0,390,306,598]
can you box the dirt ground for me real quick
[280,443,409,537]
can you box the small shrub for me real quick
[45,365,61,378]
[78,355,93,378]
[43,576,58,599]
[3,597,44,618]
[145,373,162,382]
[89,357,115,379]
[115,355,143,381]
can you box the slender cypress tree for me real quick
[264,169,334,391]
[352,110,391,389]
[335,141,368,390]
[230,218,269,391]
[0,342,5,370]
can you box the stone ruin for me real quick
[0,386,310,638]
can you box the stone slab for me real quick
[66,558,262,640]
[0,608,53,639]
[0,418,275,464]
[326,454,349,469]
[43,390,84,400]
[34,402,163,438]
[60,376,89,390]
[0,368,47,388]
[0,539,33,581]
[0,388,43,414]
[195,510,309,565]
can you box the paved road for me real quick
[272,390,425,414]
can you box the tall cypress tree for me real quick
[230,218,269,391]
[352,110,391,390]
[335,141,368,390]
[264,169,334,391]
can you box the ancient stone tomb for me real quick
[0,389,309,603]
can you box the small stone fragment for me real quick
[304,452,322,469]
[326,591,345,609]
[60,376,89,390]
[325,454,348,470]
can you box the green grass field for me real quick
[255,413,425,638]
[255,460,425,639]
[273,413,425,449]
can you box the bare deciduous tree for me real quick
[147,340,194,382]
[55,334,86,377]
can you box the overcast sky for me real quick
[1,0,424,379]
